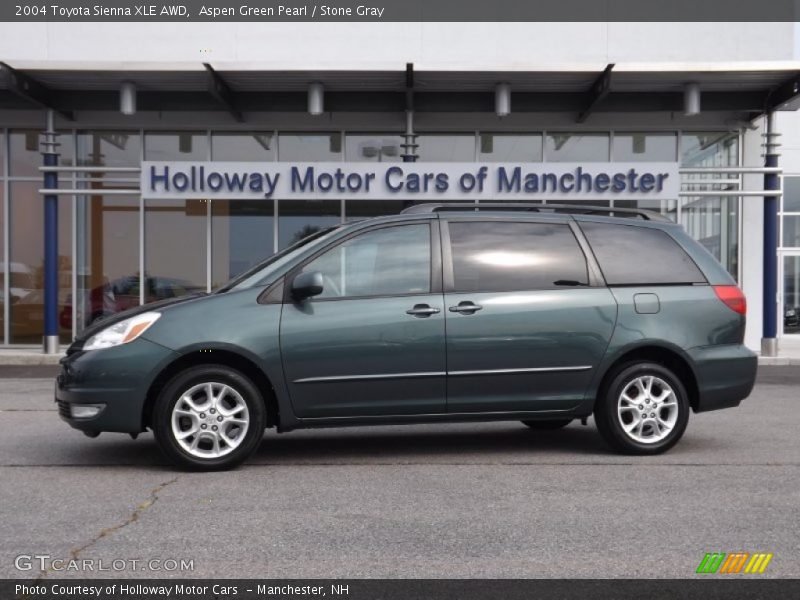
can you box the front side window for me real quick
[300,224,431,299]
[448,221,589,293]
[579,222,706,285]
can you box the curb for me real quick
[0,353,65,366]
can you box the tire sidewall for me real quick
[153,365,265,471]
[598,362,689,454]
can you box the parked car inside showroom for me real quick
[56,204,757,470]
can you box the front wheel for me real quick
[152,365,266,471]
[594,362,689,455]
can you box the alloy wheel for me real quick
[616,375,679,444]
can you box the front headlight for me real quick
[83,312,161,350]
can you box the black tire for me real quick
[594,362,689,455]
[152,365,266,471]
[521,419,573,430]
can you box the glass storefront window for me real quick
[279,134,341,161]
[211,200,275,288]
[77,131,140,167]
[479,134,543,162]
[784,216,800,248]
[681,132,738,168]
[212,132,276,161]
[144,199,207,299]
[416,134,475,162]
[9,182,72,344]
[680,197,739,278]
[784,256,800,334]
[75,194,140,332]
[345,200,407,222]
[145,132,208,161]
[278,200,341,249]
[345,135,403,162]
[612,133,677,162]
[9,129,74,176]
[784,177,800,213]
[545,133,609,162]
[615,199,678,222]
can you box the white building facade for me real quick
[0,22,798,352]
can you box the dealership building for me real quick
[0,21,799,355]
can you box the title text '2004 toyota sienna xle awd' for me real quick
[56,204,757,470]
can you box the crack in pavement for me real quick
[35,476,180,580]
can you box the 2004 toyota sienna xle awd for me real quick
[56,204,757,470]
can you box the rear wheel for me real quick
[153,365,266,471]
[521,419,573,430]
[594,362,689,455]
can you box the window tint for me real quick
[448,221,588,293]
[301,224,430,299]
[579,222,706,285]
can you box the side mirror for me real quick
[291,271,324,301]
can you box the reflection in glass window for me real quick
[75,194,140,333]
[77,131,140,167]
[416,135,475,162]
[783,177,800,213]
[449,221,588,293]
[279,134,341,161]
[345,135,403,162]
[212,132,276,161]
[580,222,706,285]
[9,182,72,343]
[545,133,609,162]
[144,199,207,300]
[145,132,208,161]
[479,134,543,162]
[300,224,430,299]
[10,129,74,176]
[680,132,738,167]
[784,256,800,334]
[278,200,341,249]
[212,200,274,288]
[612,133,677,162]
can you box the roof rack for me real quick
[400,202,669,221]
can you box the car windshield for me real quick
[216,225,342,293]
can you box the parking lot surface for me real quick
[0,367,798,579]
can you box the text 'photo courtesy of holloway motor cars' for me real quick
[55,203,757,470]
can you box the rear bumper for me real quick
[688,344,758,413]
[56,337,178,434]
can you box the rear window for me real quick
[579,222,706,285]
[448,221,589,292]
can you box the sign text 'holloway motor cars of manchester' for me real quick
[141,161,679,200]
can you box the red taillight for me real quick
[714,285,747,315]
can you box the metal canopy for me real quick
[1,65,798,117]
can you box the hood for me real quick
[69,292,207,349]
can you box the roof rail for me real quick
[400,202,669,221]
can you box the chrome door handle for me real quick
[449,301,483,315]
[406,304,441,317]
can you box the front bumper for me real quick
[688,344,758,413]
[56,337,178,434]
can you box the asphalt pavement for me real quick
[0,367,798,579]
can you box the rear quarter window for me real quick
[579,221,706,285]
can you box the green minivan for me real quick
[56,204,757,470]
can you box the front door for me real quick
[442,218,617,413]
[280,221,447,418]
